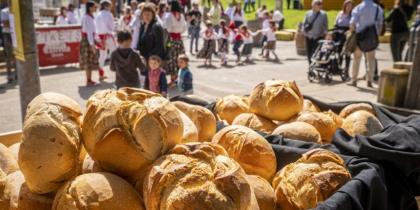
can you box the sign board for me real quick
[9,0,25,61]
[33,0,46,20]
[36,25,81,67]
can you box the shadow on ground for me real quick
[78,81,114,100]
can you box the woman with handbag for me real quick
[303,0,328,65]
[349,0,384,88]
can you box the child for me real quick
[117,7,132,31]
[261,21,279,61]
[317,33,334,62]
[177,54,193,93]
[96,0,115,81]
[259,11,270,56]
[240,25,255,63]
[187,2,202,54]
[110,30,147,89]
[197,21,217,66]
[218,20,230,66]
[144,55,168,97]
[231,22,243,63]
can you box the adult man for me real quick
[303,0,328,65]
[349,0,383,87]
[1,2,16,84]
[95,0,115,80]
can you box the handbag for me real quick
[304,12,320,33]
[356,7,380,52]
[344,31,357,54]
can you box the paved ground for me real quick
[0,40,393,133]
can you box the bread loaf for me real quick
[272,149,351,210]
[341,110,383,137]
[19,93,82,194]
[296,112,340,143]
[53,172,145,210]
[212,125,277,181]
[0,169,8,209]
[2,171,54,210]
[272,122,322,143]
[172,101,216,141]
[143,142,257,210]
[232,113,277,133]
[8,143,20,162]
[0,144,18,175]
[247,175,276,210]
[249,80,303,121]
[81,154,102,174]
[339,103,375,118]
[177,109,199,142]
[302,99,320,112]
[82,88,183,182]
[215,95,249,124]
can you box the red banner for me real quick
[36,25,81,67]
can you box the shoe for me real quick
[99,76,108,81]
[373,75,379,82]
[367,81,373,88]
[348,81,357,87]
[86,81,97,86]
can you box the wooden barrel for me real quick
[295,24,306,56]
[378,68,409,107]
[393,62,413,72]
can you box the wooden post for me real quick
[404,26,420,109]
[15,0,42,121]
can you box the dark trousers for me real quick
[278,19,284,30]
[287,0,291,9]
[190,27,200,53]
[233,40,243,57]
[2,33,16,81]
[390,32,409,62]
[306,37,321,65]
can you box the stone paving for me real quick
[0,40,393,133]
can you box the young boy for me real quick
[187,2,202,54]
[144,55,168,97]
[261,21,279,61]
[110,30,146,89]
[177,54,193,93]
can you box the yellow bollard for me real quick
[378,68,409,107]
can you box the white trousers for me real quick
[351,47,376,83]
[98,36,116,69]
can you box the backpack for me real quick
[356,6,380,52]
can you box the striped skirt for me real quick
[166,40,185,77]
[79,37,99,71]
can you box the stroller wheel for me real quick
[341,71,349,82]
[308,71,316,83]
[324,72,333,83]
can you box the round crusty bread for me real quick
[272,149,351,210]
[53,172,145,210]
[302,99,320,112]
[272,122,322,143]
[8,143,20,162]
[82,88,183,182]
[82,154,103,174]
[339,103,375,118]
[172,101,216,141]
[0,143,19,175]
[19,93,82,194]
[341,110,383,137]
[0,169,8,209]
[247,175,276,210]
[143,142,257,210]
[177,109,199,142]
[296,112,340,144]
[211,125,277,181]
[215,95,249,124]
[232,113,277,133]
[249,80,303,121]
[2,171,54,210]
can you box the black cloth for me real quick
[137,20,166,60]
[172,94,420,210]
[306,37,322,64]
[187,10,201,27]
[385,5,413,34]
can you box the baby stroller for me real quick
[308,29,350,83]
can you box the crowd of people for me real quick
[74,0,286,98]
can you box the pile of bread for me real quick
[0,80,383,210]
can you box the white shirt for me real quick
[67,11,78,24]
[56,15,68,25]
[1,7,10,33]
[225,6,234,19]
[273,10,284,22]
[231,11,245,22]
[218,29,230,39]
[242,31,254,44]
[81,14,96,45]
[130,16,141,49]
[95,10,114,35]
[163,13,187,34]
[117,15,133,31]
[201,28,217,40]
[262,19,270,30]
[256,9,266,19]
[262,28,276,41]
